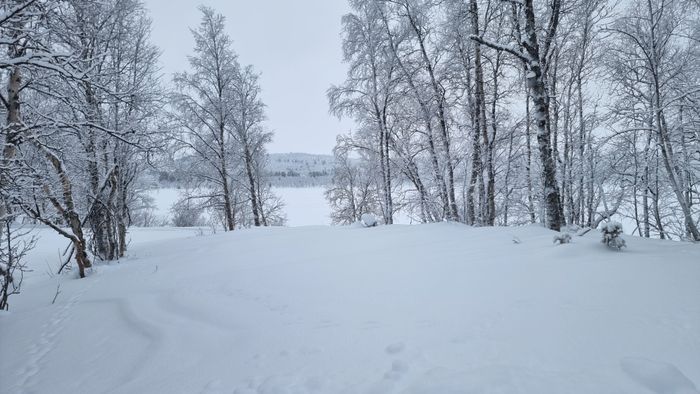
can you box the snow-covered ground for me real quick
[145,187,181,224]
[1,224,699,393]
[275,187,330,226]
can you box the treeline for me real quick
[145,152,335,189]
[327,0,700,241]
[271,170,330,178]
[0,0,277,304]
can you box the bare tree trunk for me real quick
[244,145,261,227]
[462,35,479,225]
[383,125,393,224]
[584,130,596,227]
[561,74,574,225]
[218,123,235,231]
[468,0,489,225]
[576,73,586,226]
[522,0,563,231]
[3,67,21,159]
[1,65,22,222]
[405,4,459,221]
[378,124,390,223]
[503,123,516,225]
[525,88,536,223]
[508,3,536,224]
[467,123,482,225]
[652,157,666,239]
[374,95,394,225]
[254,177,268,227]
[406,162,432,223]
[642,128,652,237]
[679,106,695,239]
[550,54,560,180]
[38,146,93,277]
[485,50,502,226]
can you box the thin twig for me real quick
[51,284,61,305]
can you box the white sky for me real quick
[143,0,354,155]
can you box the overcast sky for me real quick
[143,0,354,155]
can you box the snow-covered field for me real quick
[146,187,331,227]
[275,187,330,226]
[2,223,699,393]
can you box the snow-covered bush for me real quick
[171,200,204,227]
[0,223,35,310]
[131,194,158,227]
[553,233,572,245]
[361,213,378,227]
[601,222,626,250]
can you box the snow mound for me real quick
[602,221,626,250]
[360,213,377,227]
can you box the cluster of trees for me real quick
[267,153,334,187]
[0,1,277,307]
[169,7,284,229]
[1,0,163,284]
[327,0,700,241]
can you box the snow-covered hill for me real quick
[1,224,699,393]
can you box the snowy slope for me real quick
[1,224,699,394]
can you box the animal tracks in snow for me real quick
[14,278,96,393]
[383,342,409,382]
[384,359,409,381]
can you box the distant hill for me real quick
[267,153,334,187]
[144,152,336,189]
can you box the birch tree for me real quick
[472,0,565,231]
[329,0,399,225]
[171,7,240,231]
[2,0,162,277]
[172,7,280,230]
[607,0,700,240]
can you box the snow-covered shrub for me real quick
[361,213,378,227]
[601,222,626,250]
[553,233,572,245]
[0,223,35,310]
[131,194,158,227]
[171,200,204,227]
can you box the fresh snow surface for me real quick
[274,187,330,227]
[1,224,699,393]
